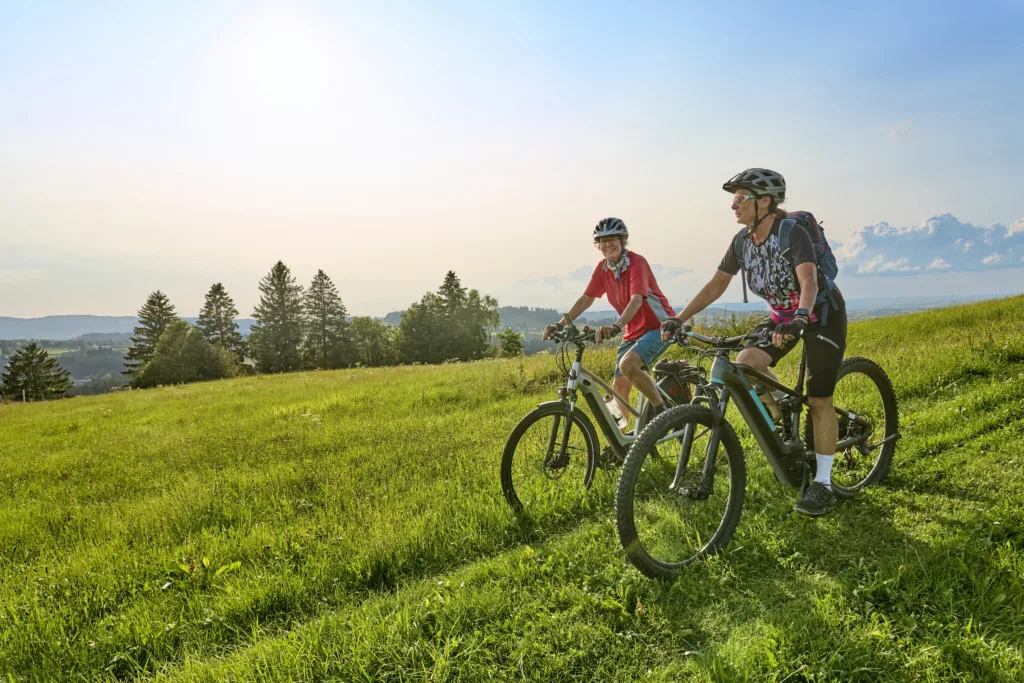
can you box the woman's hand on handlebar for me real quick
[594,323,621,344]
[541,322,562,341]
[660,317,684,342]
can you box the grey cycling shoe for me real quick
[794,482,837,517]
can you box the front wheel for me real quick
[616,405,746,579]
[805,357,899,499]
[501,403,599,514]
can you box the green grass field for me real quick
[2,297,1024,681]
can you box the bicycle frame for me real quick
[707,352,807,487]
[684,340,883,489]
[546,337,678,461]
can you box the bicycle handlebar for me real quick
[547,324,596,345]
[673,324,766,350]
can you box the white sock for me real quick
[814,454,834,489]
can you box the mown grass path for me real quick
[2,297,1023,681]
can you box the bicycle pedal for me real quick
[597,446,624,470]
[688,485,713,501]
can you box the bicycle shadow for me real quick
[642,483,1020,681]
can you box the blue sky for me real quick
[2,1,1023,317]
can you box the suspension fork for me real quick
[669,387,728,491]
[696,391,729,491]
[549,358,583,463]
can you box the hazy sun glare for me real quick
[211,9,342,110]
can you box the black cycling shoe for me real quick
[794,482,837,517]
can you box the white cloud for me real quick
[857,256,919,274]
[836,213,1024,277]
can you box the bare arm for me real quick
[794,263,817,314]
[565,294,595,322]
[673,270,733,323]
[614,294,644,330]
[543,294,596,341]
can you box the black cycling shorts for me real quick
[744,292,848,398]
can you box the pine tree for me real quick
[301,269,353,369]
[124,291,177,376]
[438,271,467,312]
[197,283,245,359]
[249,261,305,373]
[0,343,72,401]
[400,272,499,363]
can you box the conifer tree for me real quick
[249,261,304,373]
[400,271,499,363]
[301,269,353,369]
[124,290,177,376]
[0,343,72,400]
[197,283,245,359]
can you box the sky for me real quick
[2,0,1023,318]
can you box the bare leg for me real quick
[807,395,838,456]
[612,375,633,418]
[736,347,774,375]
[736,347,782,416]
[619,350,663,406]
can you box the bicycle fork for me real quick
[670,395,728,499]
[547,360,582,466]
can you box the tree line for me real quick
[120,263,509,390]
[0,262,525,400]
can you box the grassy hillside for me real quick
[2,297,1023,681]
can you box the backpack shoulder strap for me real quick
[777,217,797,256]
[732,229,749,303]
[732,229,747,266]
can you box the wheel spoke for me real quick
[503,408,594,514]
[808,358,898,495]
[619,407,740,574]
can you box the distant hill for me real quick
[1,295,1004,340]
[0,316,257,340]
[381,306,620,331]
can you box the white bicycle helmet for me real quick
[593,217,628,239]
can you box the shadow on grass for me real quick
[645,487,1024,682]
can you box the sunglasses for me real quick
[732,194,758,206]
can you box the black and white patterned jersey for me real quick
[718,218,817,322]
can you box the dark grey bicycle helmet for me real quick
[593,217,628,239]
[722,168,786,201]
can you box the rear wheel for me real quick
[804,357,899,499]
[501,403,599,514]
[616,405,746,579]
